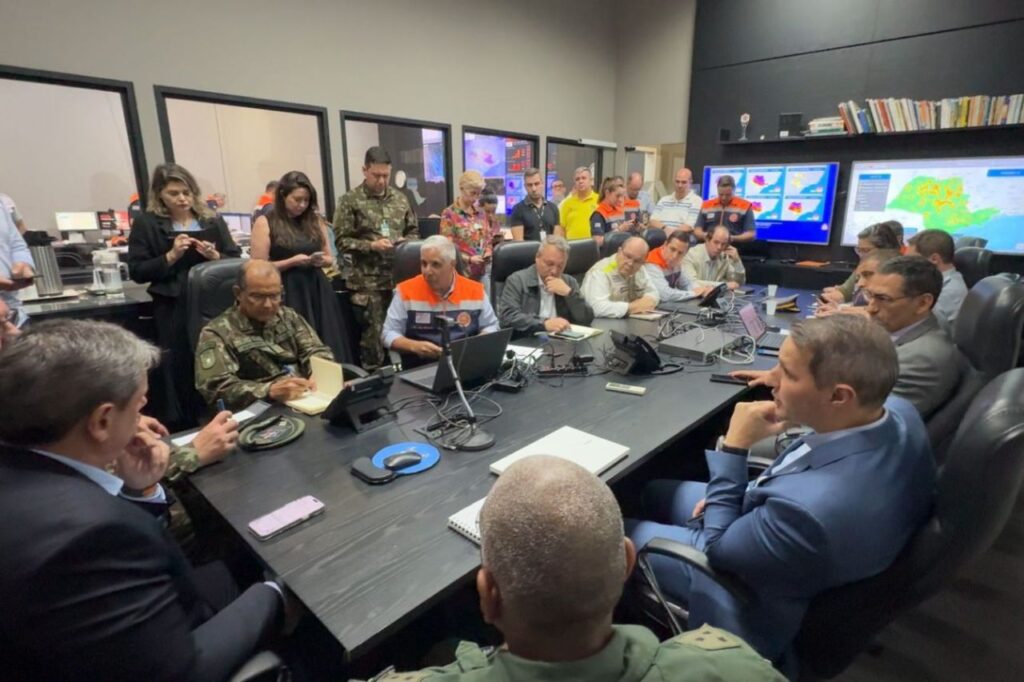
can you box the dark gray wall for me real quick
[686,0,1024,268]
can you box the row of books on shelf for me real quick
[837,94,1024,134]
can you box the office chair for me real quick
[601,231,630,258]
[954,236,988,249]
[926,274,1024,460]
[634,367,1024,680]
[186,259,245,350]
[953,247,993,288]
[643,228,667,250]
[565,238,600,280]
[230,651,288,681]
[490,240,539,302]
[418,217,441,238]
[392,240,424,285]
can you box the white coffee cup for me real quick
[766,300,778,316]
[767,284,778,298]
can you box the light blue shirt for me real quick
[0,203,34,325]
[769,409,888,476]
[382,277,500,348]
[934,268,967,328]
[635,190,655,215]
[32,448,166,503]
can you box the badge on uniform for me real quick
[730,213,739,222]
[199,349,217,370]
[415,312,432,325]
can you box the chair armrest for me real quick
[229,650,285,682]
[640,537,754,606]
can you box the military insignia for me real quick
[729,213,739,222]
[199,349,217,369]
[677,625,742,651]
[456,311,472,328]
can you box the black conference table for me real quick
[185,287,818,660]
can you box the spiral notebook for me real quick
[447,497,486,544]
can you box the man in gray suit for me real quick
[864,255,960,418]
[498,236,594,336]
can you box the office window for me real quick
[157,88,333,216]
[0,69,145,236]
[342,113,452,218]
[545,139,603,200]
[462,128,539,216]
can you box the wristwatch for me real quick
[716,435,749,457]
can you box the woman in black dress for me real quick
[128,163,241,427]
[250,170,352,363]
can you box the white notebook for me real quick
[489,426,630,477]
[285,356,343,415]
[448,497,486,544]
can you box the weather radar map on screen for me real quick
[702,162,838,244]
[843,156,1024,253]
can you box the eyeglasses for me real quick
[862,290,912,305]
[244,291,283,304]
[854,246,875,257]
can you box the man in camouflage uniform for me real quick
[195,260,333,411]
[364,456,784,682]
[334,146,418,370]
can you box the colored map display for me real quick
[702,163,839,244]
[842,157,1024,253]
[464,132,535,215]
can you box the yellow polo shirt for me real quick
[559,191,600,240]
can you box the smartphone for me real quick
[709,373,749,386]
[552,329,585,340]
[248,495,325,540]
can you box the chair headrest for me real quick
[953,247,993,287]
[186,259,245,348]
[601,231,630,258]
[491,241,540,282]
[643,228,666,249]
[953,274,1024,373]
[565,239,599,276]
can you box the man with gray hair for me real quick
[371,456,785,680]
[382,234,499,361]
[498,236,594,336]
[581,235,659,318]
[0,320,285,680]
[630,315,935,670]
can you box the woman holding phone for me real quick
[128,163,241,426]
[250,170,351,363]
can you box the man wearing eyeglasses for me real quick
[0,298,20,349]
[861,255,958,418]
[195,259,333,410]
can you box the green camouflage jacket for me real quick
[333,183,418,291]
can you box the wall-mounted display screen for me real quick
[463,131,536,215]
[701,162,839,244]
[843,156,1024,253]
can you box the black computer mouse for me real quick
[383,450,423,471]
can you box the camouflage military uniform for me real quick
[334,184,418,369]
[363,624,785,682]
[194,304,333,411]
[164,445,201,483]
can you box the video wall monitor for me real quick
[463,130,538,215]
[701,163,839,245]
[843,156,1024,253]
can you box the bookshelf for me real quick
[720,123,1024,146]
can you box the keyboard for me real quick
[759,331,786,349]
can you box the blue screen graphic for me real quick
[702,162,839,244]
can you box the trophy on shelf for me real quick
[739,113,751,142]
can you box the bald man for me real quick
[370,456,785,681]
[195,259,333,410]
[581,236,660,318]
[650,168,703,236]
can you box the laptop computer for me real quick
[737,303,787,351]
[400,328,514,393]
[659,281,727,315]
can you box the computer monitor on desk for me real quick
[55,212,101,244]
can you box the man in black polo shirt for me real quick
[510,167,562,241]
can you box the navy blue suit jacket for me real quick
[0,446,281,681]
[692,397,935,661]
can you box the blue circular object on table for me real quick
[372,442,440,476]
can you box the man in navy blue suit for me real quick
[628,315,935,670]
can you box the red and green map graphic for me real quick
[887,177,999,231]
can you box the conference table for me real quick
[186,287,818,661]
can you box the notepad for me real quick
[284,356,344,415]
[448,497,485,544]
[489,426,630,477]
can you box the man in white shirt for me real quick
[906,229,968,328]
[0,192,28,234]
[581,236,659,318]
[682,226,745,289]
[650,168,703,237]
[644,231,708,302]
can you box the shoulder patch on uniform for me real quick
[199,348,217,369]
[675,625,743,651]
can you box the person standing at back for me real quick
[650,168,703,238]
[250,170,352,363]
[333,146,419,370]
[559,166,600,240]
[509,167,561,241]
[128,163,241,426]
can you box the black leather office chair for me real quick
[955,236,988,249]
[926,274,1024,459]
[230,651,287,681]
[565,239,600,280]
[418,217,441,238]
[490,240,539,302]
[643,228,666,250]
[393,240,423,285]
[601,231,630,258]
[635,368,1024,680]
[186,259,245,350]
[953,246,993,288]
